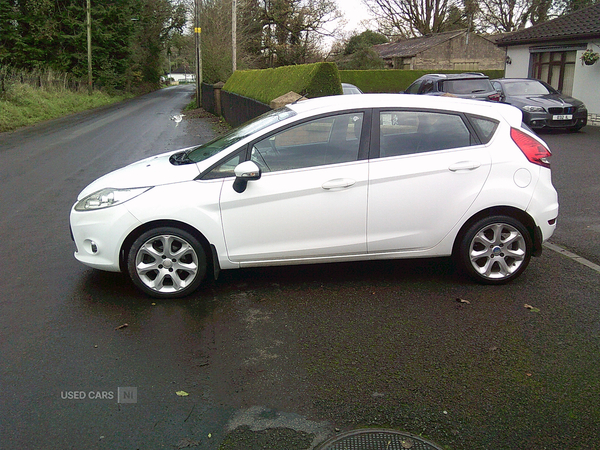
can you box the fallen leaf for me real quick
[176,391,189,397]
[524,304,540,313]
[115,323,128,330]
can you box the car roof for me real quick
[285,93,522,126]
[492,78,541,83]
[420,72,489,80]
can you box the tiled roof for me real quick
[496,3,600,46]
[373,30,467,58]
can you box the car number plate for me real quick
[553,114,573,120]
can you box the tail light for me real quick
[510,128,552,168]
[487,92,502,101]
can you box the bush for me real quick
[222,62,342,105]
[340,69,505,93]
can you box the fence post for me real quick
[213,81,225,117]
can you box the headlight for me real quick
[522,105,546,113]
[578,104,587,111]
[74,187,152,211]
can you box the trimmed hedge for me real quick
[340,69,506,93]
[222,62,342,105]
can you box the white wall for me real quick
[572,40,600,116]
[504,47,530,78]
[504,42,600,115]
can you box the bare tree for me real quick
[363,0,462,38]
[477,0,532,31]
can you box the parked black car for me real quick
[491,78,587,132]
[403,73,502,101]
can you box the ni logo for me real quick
[117,387,138,404]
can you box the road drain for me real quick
[315,429,444,450]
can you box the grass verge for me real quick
[0,83,131,133]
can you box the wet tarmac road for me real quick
[1,86,599,450]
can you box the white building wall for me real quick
[573,40,600,118]
[505,47,530,78]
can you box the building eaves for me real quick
[496,3,600,46]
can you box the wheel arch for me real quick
[453,206,542,258]
[119,220,217,276]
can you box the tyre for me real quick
[127,227,206,298]
[456,216,532,284]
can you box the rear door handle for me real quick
[322,178,356,190]
[449,161,481,172]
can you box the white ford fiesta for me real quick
[70,94,558,298]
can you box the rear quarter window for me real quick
[467,115,499,144]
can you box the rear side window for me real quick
[442,79,493,94]
[420,80,434,94]
[379,111,472,158]
[467,115,499,144]
[405,81,422,94]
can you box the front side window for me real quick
[250,113,363,173]
[186,108,296,163]
[201,151,244,180]
[379,111,472,158]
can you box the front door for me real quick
[220,112,369,263]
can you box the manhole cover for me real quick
[315,429,444,450]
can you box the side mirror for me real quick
[233,161,261,193]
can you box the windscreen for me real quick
[503,81,555,96]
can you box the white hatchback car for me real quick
[70,94,558,298]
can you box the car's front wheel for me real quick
[127,227,206,298]
[456,216,532,284]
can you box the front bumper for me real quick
[524,110,587,130]
[70,204,142,272]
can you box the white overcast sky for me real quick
[335,0,374,35]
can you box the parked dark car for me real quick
[403,73,502,101]
[491,78,587,132]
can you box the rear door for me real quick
[367,109,492,253]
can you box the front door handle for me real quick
[322,178,356,190]
[449,161,481,172]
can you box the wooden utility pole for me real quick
[195,0,203,107]
[86,0,92,94]
[232,0,237,72]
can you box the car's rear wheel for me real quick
[127,227,206,298]
[456,216,532,284]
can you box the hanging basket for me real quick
[580,49,599,65]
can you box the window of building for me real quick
[531,50,577,96]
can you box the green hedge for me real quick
[222,62,342,105]
[340,69,506,93]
